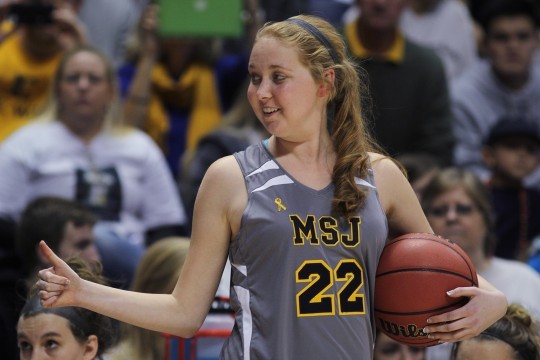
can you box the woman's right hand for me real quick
[36,240,80,308]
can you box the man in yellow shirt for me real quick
[0,0,86,142]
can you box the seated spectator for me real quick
[400,0,478,80]
[17,196,101,290]
[119,4,222,177]
[108,237,233,359]
[450,303,540,360]
[374,329,425,360]
[421,168,540,359]
[344,0,454,166]
[17,257,117,360]
[107,237,190,360]
[0,0,86,142]
[452,0,540,185]
[0,46,187,291]
[482,118,540,261]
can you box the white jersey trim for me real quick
[234,285,252,360]
[247,160,279,177]
[252,175,294,193]
[354,177,376,189]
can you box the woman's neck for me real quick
[59,116,104,143]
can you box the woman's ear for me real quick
[317,68,335,98]
[82,334,99,360]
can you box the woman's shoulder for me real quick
[1,121,61,153]
[368,152,403,176]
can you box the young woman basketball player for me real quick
[36,15,507,359]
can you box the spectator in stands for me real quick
[17,257,117,360]
[344,0,454,166]
[422,168,540,359]
[0,0,86,142]
[482,118,540,261]
[108,237,190,360]
[400,0,478,80]
[451,303,540,360]
[16,197,101,290]
[119,3,222,177]
[452,0,540,185]
[374,329,425,360]
[0,46,187,289]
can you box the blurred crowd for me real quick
[0,0,539,359]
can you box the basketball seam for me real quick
[385,234,478,286]
[375,298,468,316]
[376,267,475,285]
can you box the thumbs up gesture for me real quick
[36,240,79,308]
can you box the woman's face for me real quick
[247,36,329,141]
[454,338,517,360]
[17,313,98,360]
[374,332,425,360]
[58,51,113,121]
[425,187,487,255]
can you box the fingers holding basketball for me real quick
[374,233,478,347]
[36,241,80,308]
[422,283,506,343]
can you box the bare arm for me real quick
[371,153,507,341]
[122,4,159,129]
[37,155,244,337]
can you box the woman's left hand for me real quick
[423,285,507,343]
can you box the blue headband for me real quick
[286,18,339,64]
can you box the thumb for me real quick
[39,240,66,269]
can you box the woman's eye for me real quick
[250,74,261,85]
[273,73,286,83]
[45,340,59,349]
[18,341,32,351]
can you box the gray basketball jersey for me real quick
[221,142,388,359]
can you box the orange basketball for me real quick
[374,233,478,347]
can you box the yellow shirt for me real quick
[344,21,405,63]
[0,32,62,141]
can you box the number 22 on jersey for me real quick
[296,259,366,317]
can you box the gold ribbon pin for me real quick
[275,198,286,212]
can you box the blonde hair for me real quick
[452,303,540,360]
[256,15,382,218]
[119,237,190,360]
[38,45,127,134]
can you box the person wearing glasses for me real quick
[421,167,540,359]
[451,0,540,186]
